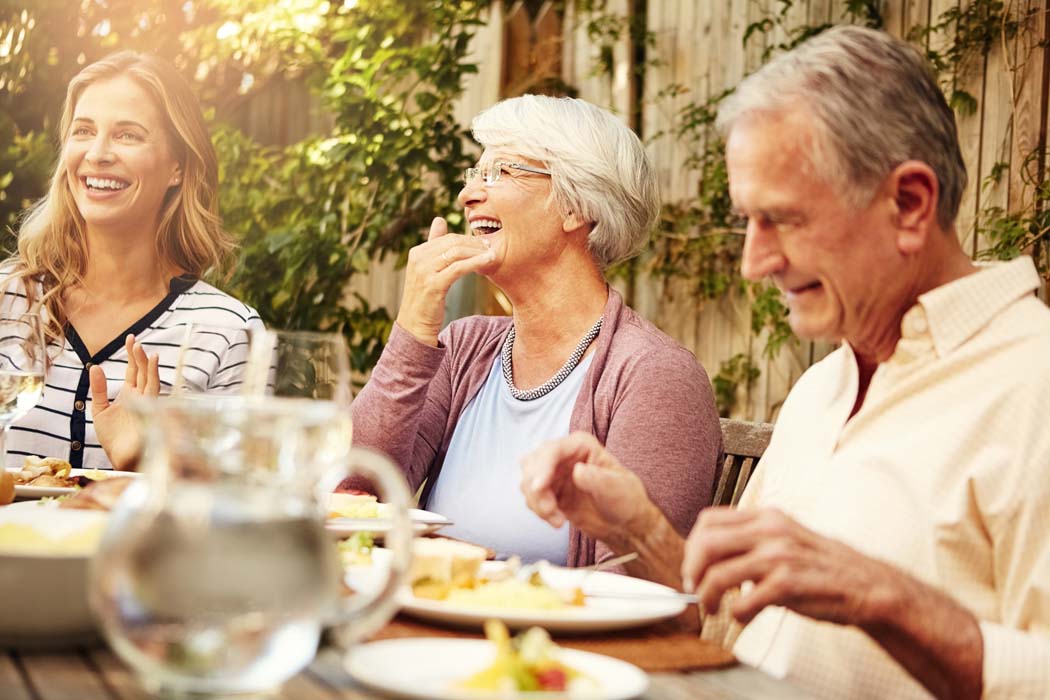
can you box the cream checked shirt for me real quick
[727,257,1050,699]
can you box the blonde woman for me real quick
[1,51,262,471]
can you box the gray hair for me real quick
[471,95,660,268]
[717,25,966,230]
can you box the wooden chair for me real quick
[711,418,774,507]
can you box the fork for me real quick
[515,551,640,582]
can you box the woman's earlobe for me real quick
[562,212,588,232]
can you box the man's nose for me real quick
[740,219,786,281]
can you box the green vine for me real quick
[576,0,1046,415]
[713,352,760,417]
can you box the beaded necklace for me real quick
[501,316,604,401]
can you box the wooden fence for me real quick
[239,0,1049,420]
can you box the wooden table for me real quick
[0,644,813,700]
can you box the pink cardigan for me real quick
[351,288,723,567]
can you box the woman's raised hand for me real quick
[89,334,160,471]
[395,217,495,346]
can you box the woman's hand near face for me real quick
[395,217,495,346]
[89,334,160,471]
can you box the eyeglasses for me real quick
[463,161,552,186]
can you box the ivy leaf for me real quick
[351,247,372,273]
[743,18,774,45]
[949,89,978,116]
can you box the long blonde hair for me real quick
[11,51,234,346]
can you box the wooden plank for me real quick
[974,19,1014,257]
[907,0,932,40]
[741,0,769,75]
[0,653,34,700]
[453,0,504,125]
[1007,0,1048,215]
[724,0,750,88]
[951,0,984,256]
[279,671,342,700]
[84,649,150,700]
[501,1,532,98]
[670,0,693,203]
[16,650,114,700]
[535,2,563,90]
[881,0,907,37]
[608,0,634,121]
[809,0,835,26]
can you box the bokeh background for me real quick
[1,0,1047,419]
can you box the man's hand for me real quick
[395,217,495,346]
[520,431,656,545]
[89,334,159,471]
[682,506,892,625]
[682,507,984,699]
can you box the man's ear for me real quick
[562,212,589,233]
[888,160,939,255]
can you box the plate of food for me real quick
[325,492,451,537]
[394,540,688,633]
[345,620,649,700]
[7,456,141,499]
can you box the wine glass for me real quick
[167,322,254,397]
[245,329,352,407]
[0,313,46,468]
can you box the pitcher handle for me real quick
[326,446,413,648]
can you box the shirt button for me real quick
[84,362,93,370]
[910,315,929,335]
[71,440,83,451]
[74,400,86,411]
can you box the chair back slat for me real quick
[712,418,774,507]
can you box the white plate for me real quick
[326,507,452,537]
[398,562,686,633]
[0,502,107,647]
[7,467,140,499]
[345,638,649,700]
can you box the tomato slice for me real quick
[535,668,567,691]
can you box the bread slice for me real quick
[409,538,488,588]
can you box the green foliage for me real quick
[0,113,53,247]
[211,1,485,373]
[909,1,1028,78]
[977,149,1050,265]
[712,353,760,417]
[1,0,486,374]
[743,0,882,61]
[749,283,795,359]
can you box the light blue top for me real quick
[425,351,594,564]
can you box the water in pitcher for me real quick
[94,486,340,696]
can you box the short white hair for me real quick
[471,95,660,268]
[717,26,966,230]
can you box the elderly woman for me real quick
[1,51,262,471]
[351,95,722,571]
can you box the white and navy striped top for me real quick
[1,270,264,470]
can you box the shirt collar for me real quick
[914,256,1041,357]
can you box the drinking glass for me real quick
[245,329,352,407]
[89,396,412,699]
[167,323,253,398]
[0,313,46,468]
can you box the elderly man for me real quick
[521,25,1050,699]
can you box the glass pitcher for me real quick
[89,395,411,698]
